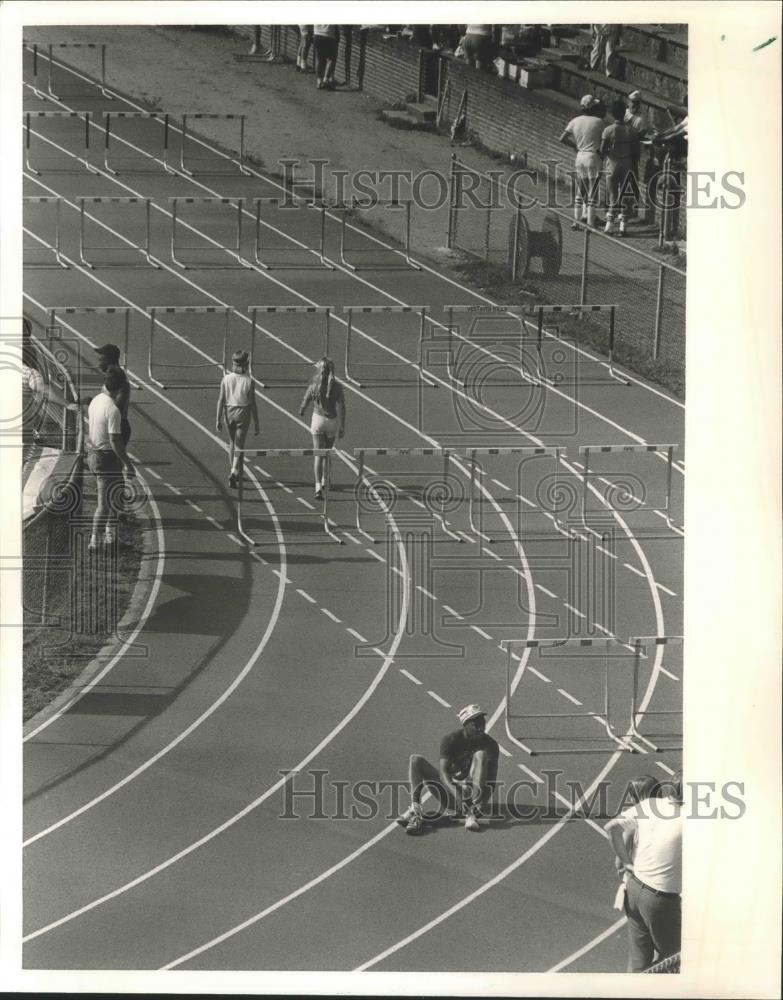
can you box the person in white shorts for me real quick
[216,350,259,489]
[560,94,605,229]
[87,369,136,550]
[296,25,313,72]
[299,356,345,499]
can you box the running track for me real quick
[22,48,684,973]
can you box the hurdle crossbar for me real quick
[78,197,160,269]
[352,447,462,543]
[24,41,113,100]
[23,197,68,268]
[251,199,335,270]
[343,306,436,389]
[47,306,137,391]
[331,199,421,271]
[247,306,334,387]
[103,112,175,175]
[502,636,636,756]
[148,306,232,389]
[179,114,251,177]
[463,446,562,542]
[24,111,98,175]
[441,304,541,387]
[236,449,342,545]
[629,635,683,752]
[579,444,681,532]
[170,197,251,270]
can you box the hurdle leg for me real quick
[322,454,344,544]
[343,309,363,388]
[28,44,45,99]
[143,198,162,268]
[24,114,40,176]
[162,114,176,175]
[416,308,438,389]
[46,45,59,100]
[99,44,113,99]
[664,445,681,531]
[601,656,635,752]
[170,200,187,269]
[433,450,462,543]
[466,451,494,543]
[627,642,659,750]
[253,201,270,268]
[402,201,422,270]
[236,115,251,175]
[601,306,630,385]
[236,467,259,546]
[354,450,375,542]
[248,309,267,388]
[445,308,460,386]
[147,310,167,389]
[318,204,337,269]
[235,199,252,268]
[53,197,68,268]
[179,115,194,177]
[78,199,93,269]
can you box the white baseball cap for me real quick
[457,704,486,725]
[628,90,642,101]
[579,94,596,109]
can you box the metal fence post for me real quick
[447,154,457,248]
[653,263,665,359]
[580,225,590,306]
[511,203,521,282]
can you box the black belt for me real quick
[630,873,680,899]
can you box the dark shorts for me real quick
[88,449,122,476]
[226,405,251,432]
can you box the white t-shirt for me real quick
[564,115,605,154]
[222,371,254,407]
[88,392,122,451]
[616,796,682,893]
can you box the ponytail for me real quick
[314,356,336,409]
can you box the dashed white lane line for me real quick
[552,791,608,840]
[226,533,242,546]
[624,562,646,578]
[516,493,536,508]
[251,552,268,565]
[390,566,405,578]
[427,690,451,708]
[399,669,422,685]
[296,588,317,604]
[184,499,204,514]
[491,478,511,491]
[442,604,464,620]
[321,608,341,623]
[144,466,163,481]
[409,498,426,509]
[497,744,512,757]
[470,625,493,641]
[659,666,680,681]
[366,548,385,562]
[253,465,271,478]
[416,585,437,601]
[343,531,362,545]
[275,481,294,495]
[481,546,503,561]
[296,497,316,510]
[272,570,291,583]
[596,545,618,560]
[162,481,182,496]
[557,688,583,706]
[535,583,557,599]
[656,761,676,775]
[346,627,368,643]
[528,666,551,684]
[517,762,544,784]
[372,647,387,658]
[205,515,222,530]
[656,582,677,597]
[592,622,612,636]
[511,566,530,581]
[563,602,586,619]
[456,530,476,544]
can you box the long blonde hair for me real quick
[312,356,336,408]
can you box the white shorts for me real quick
[311,413,338,441]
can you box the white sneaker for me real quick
[464,811,480,832]
[604,222,614,235]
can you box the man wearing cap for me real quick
[624,91,648,218]
[605,772,683,971]
[559,96,605,230]
[399,704,499,835]
[96,344,131,445]
[87,369,136,549]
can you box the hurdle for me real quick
[24,41,113,101]
[103,112,175,175]
[247,306,334,387]
[352,448,462,543]
[78,197,160,269]
[179,114,251,176]
[527,304,628,386]
[463,447,562,542]
[502,637,637,756]
[579,444,681,532]
[24,111,98,175]
[46,306,138,390]
[169,197,251,270]
[148,306,232,389]
[343,306,437,389]
[330,199,421,271]
[236,449,342,545]
[629,635,683,752]
[251,199,335,270]
[23,197,68,269]
[440,305,540,388]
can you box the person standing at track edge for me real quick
[559,95,605,230]
[313,25,339,89]
[398,704,499,835]
[216,350,259,489]
[605,772,683,971]
[299,356,345,499]
[95,343,131,445]
[87,369,136,551]
[600,98,635,236]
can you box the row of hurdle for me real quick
[23,193,419,273]
[42,302,626,395]
[231,444,681,548]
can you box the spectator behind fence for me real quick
[462,24,495,71]
[87,369,135,551]
[313,25,339,90]
[605,772,683,972]
[559,95,605,230]
[624,91,649,217]
[591,23,622,78]
[600,98,635,236]
[95,343,131,445]
[296,25,313,72]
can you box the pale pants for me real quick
[591,24,621,78]
[575,152,601,225]
[605,160,632,227]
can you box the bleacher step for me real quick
[405,100,437,122]
[380,108,436,132]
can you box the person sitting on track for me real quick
[87,368,136,550]
[95,343,131,446]
[398,703,499,835]
[299,356,345,499]
[216,350,259,489]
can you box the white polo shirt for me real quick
[616,795,682,893]
[88,391,122,452]
[564,115,605,154]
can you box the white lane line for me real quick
[656,762,676,775]
[205,515,222,530]
[399,669,422,686]
[296,497,316,510]
[456,530,476,543]
[409,497,426,509]
[470,625,493,641]
[390,566,405,578]
[275,481,294,494]
[546,916,627,973]
[656,582,677,597]
[272,570,291,583]
[342,531,362,545]
[442,604,464,620]
[481,546,502,562]
[516,493,536,508]
[517,763,544,784]
[184,500,204,513]
[557,688,583,706]
[572,461,584,469]
[320,608,341,623]
[660,666,680,681]
[535,583,557,599]
[491,478,511,491]
[427,690,451,708]
[563,603,586,619]
[416,585,437,601]
[593,622,612,635]
[372,647,387,659]
[251,553,268,565]
[226,533,242,546]
[253,465,271,478]
[346,628,368,643]
[366,548,385,562]
[162,481,182,496]
[623,562,646,578]
[596,545,618,560]
[497,745,512,757]
[552,791,609,840]
[528,667,551,684]
[511,566,530,581]
[143,466,163,481]
[296,588,317,604]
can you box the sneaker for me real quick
[603,223,614,235]
[571,222,580,230]
[314,485,323,499]
[88,535,99,552]
[229,472,238,489]
[396,805,416,828]
[103,529,114,546]
[618,223,626,237]
[464,811,480,832]
[405,806,423,836]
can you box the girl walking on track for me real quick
[216,350,259,489]
[299,356,345,499]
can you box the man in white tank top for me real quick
[216,351,259,488]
